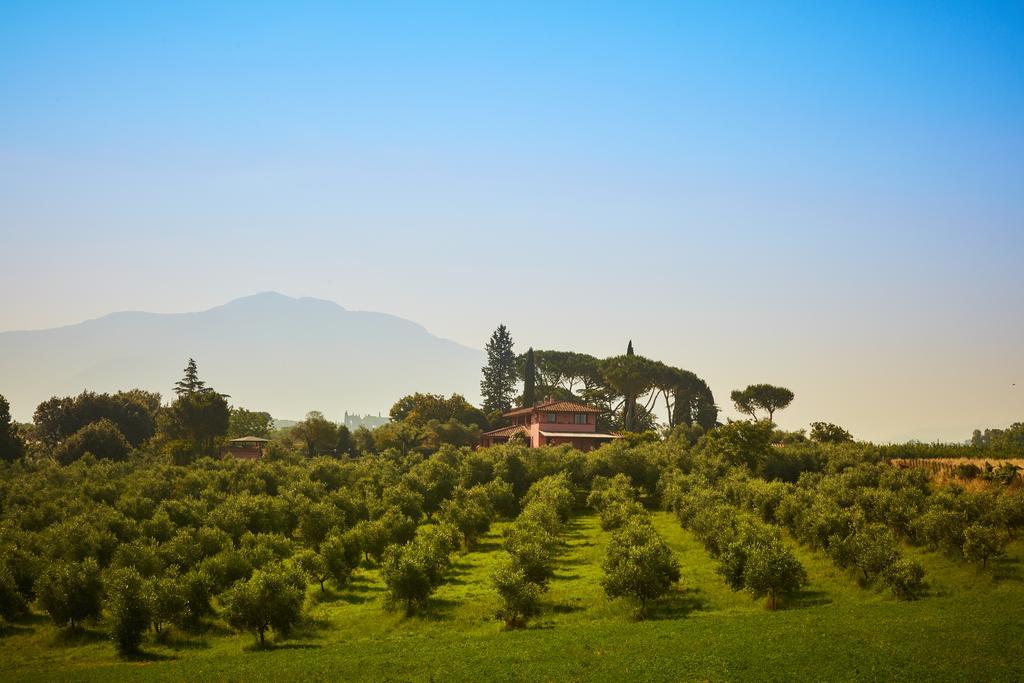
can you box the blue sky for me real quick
[1,1,1022,440]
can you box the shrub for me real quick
[0,562,26,622]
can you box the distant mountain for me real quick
[0,292,484,422]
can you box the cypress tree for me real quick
[626,340,634,356]
[522,348,537,408]
[481,325,517,414]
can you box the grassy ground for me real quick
[2,512,1022,682]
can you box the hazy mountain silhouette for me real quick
[0,292,484,422]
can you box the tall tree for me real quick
[0,394,26,462]
[522,348,537,408]
[626,340,634,356]
[174,358,210,397]
[481,325,517,414]
[600,351,658,432]
[732,384,795,423]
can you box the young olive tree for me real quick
[105,567,153,656]
[222,562,305,647]
[601,518,680,617]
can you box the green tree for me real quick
[492,561,543,628]
[0,394,26,462]
[601,518,680,616]
[731,384,795,423]
[295,549,331,592]
[481,325,517,414]
[222,562,305,647]
[810,421,854,443]
[55,418,131,465]
[741,540,808,609]
[522,348,537,408]
[228,408,274,439]
[173,358,210,397]
[0,562,26,622]
[963,523,1008,568]
[292,411,339,456]
[600,352,660,432]
[161,391,230,459]
[380,543,434,615]
[881,558,926,600]
[36,559,103,629]
[320,531,362,587]
[105,567,153,656]
[335,425,355,457]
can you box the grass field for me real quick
[2,512,1022,682]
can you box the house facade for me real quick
[479,400,620,452]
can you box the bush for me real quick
[504,521,557,587]
[105,567,153,655]
[0,562,26,622]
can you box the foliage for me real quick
[160,390,230,459]
[481,325,518,414]
[104,567,152,655]
[292,411,339,457]
[228,408,274,439]
[222,562,305,646]
[36,559,103,629]
[33,390,160,448]
[962,523,1008,568]
[54,418,131,465]
[810,421,854,444]
[492,562,543,628]
[0,394,26,462]
[731,384,795,422]
[601,517,679,616]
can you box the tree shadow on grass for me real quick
[242,641,322,653]
[786,589,833,609]
[0,612,46,638]
[51,626,107,647]
[416,596,460,622]
[122,650,176,663]
[468,539,502,554]
[645,587,709,620]
[992,556,1022,582]
[548,602,585,615]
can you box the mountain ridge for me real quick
[0,292,484,422]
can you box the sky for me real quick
[1,1,1022,442]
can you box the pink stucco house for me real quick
[479,399,620,452]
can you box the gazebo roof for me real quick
[228,436,271,443]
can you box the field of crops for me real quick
[2,511,1022,682]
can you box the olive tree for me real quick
[222,562,305,647]
[105,567,153,656]
[741,540,808,609]
[492,562,543,628]
[36,559,103,629]
[601,518,680,616]
[963,523,1008,568]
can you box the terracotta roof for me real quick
[504,400,605,417]
[481,425,529,438]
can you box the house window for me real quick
[574,413,588,424]
[545,412,557,423]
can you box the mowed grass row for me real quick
[2,512,1023,682]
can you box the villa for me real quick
[479,399,620,452]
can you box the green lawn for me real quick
[2,512,1022,682]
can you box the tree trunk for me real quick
[258,627,265,646]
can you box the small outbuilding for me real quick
[220,436,269,461]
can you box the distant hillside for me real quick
[0,292,484,422]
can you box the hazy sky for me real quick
[1,2,1022,442]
